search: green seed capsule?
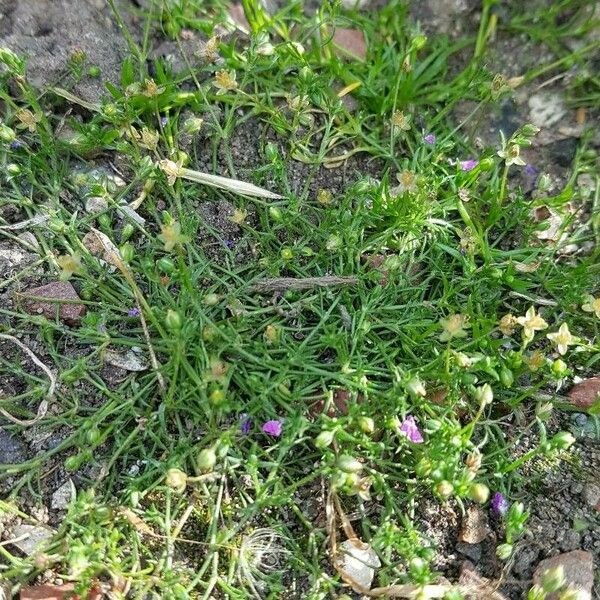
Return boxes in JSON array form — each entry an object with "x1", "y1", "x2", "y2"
[
  {"x1": 85, "y1": 426, "x2": 101, "y2": 445},
  {"x1": 65, "y1": 452, "x2": 89, "y2": 471},
  {"x1": 165, "y1": 309, "x2": 182, "y2": 331},
  {"x1": 120, "y1": 243, "x2": 134, "y2": 263},
  {"x1": 97, "y1": 213, "x2": 111, "y2": 229},
  {"x1": 269, "y1": 206, "x2": 283, "y2": 222},
  {"x1": 500, "y1": 367, "x2": 514, "y2": 388},
  {"x1": 157, "y1": 257, "x2": 176, "y2": 273},
  {"x1": 121, "y1": 223, "x2": 135, "y2": 242}
]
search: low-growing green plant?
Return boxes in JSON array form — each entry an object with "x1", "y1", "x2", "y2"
[{"x1": 0, "y1": 0, "x2": 598, "y2": 597}]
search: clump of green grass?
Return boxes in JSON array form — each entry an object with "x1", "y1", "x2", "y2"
[{"x1": 0, "y1": 0, "x2": 599, "y2": 597}]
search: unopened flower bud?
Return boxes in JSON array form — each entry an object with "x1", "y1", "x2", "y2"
[
  {"x1": 537, "y1": 173, "x2": 552, "y2": 192},
  {"x1": 338, "y1": 455, "x2": 363, "y2": 473},
  {"x1": 496, "y1": 543, "x2": 513, "y2": 560},
  {"x1": 468, "y1": 483, "x2": 490, "y2": 504},
  {"x1": 315, "y1": 429, "x2": 335, "y2": 449},
  {"x1": 197, "y1": 448, "x2": 217, "y2": 472},
  {"x1": 475, "y1": 383, "x2": 493, "y2": 406},
  {"x1": 182, "y1": 116, "x2": 204, "y2": 134},
  {"x1": 520, "y1": 123, "x2": 541, "y2": 138},
  {"x1": 357, "y1": 416, "x2": 375, "y2": 434},
  {"x1": 551, "y1": 358, "x2": 568, "y2": 377},
  {"x1": 281, "y1": 247, "x2": 293, "y2": 260},
  {"x1": 409, "y1": 557, "x2": 427, "y2": 577},
  {"x1": 203, "y1": 293, "x2": 220, "y2": 306},
  {"x1": 0, "y1": 124, "x2": 16, "y2": 142},
  {"x1": 165, "y1": 309, "x2": 182, "y2": 331},
  {"x1": 166, "y1": 468, "x2": 188, "y2": 493},
  {"x1": 499, "y1": 367, "x2": 514, "y2": 388},
  {"x1": 436, "y1": 480, "x2": 454, "y2": 498},
  {"x1": 412, "y1": 35, "x2": 427, "y2": 50},
  {"x1": 406, "y1": 376, "x2": 426, "y2": 398}
]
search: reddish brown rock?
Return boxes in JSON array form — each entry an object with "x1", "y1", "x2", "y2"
[
  {"x1": 333, "y1": 28, "x2": 367, "y2": 61},
  {"x1": 21, "y1": 281, "x2": 85, "y2": 325},
  {"x1": 20, "y1": 583, "x2": 102, "y2": 600},
  {"x1": 568, "y1": 377, "x2": 600, "y2": 409},
  {"x1": 533, "y1": 550, "x2": 594, "y2": 600}
]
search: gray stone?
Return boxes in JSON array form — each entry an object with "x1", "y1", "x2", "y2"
[
  {"x1": 0, "y1": 430, "x2": 27, "y2": 464},
  {"x1": 9, "y1": 524, "x2": 53, "y2": 555},
  {"x1": 456, "y1": 541, "x2": 482, "y2": 562},
  {"x1": 582, "y1": 483, "x2": 600, "y2": 509},
  {"x1": 51, "y1": 480, "x2": 74, "y2": 510},
  {"x1": 528, "y1": 92, "x2": 567, "y2": 128},
  {"x1": 533, "y1": 550, "x2": 594, "y2": 600},
  {"x1": 513, "y1": 545, "x2": 540, "y2": 577},
  {"x1": 0, "y1": 0, "x2": 129, "y2": 102}
]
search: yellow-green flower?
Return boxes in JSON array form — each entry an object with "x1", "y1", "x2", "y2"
[
  {"x1": 142, "y1": 78, "x2": 163, "y2": 97},
  {"x1": 516, "y1": 306, "x2": 548, "y2": 342},
  {"x1": 158, "y1": 221, "x2": 187, "y2": 251},
  {"x1": 16, "y1": 108, "x2": 41, "y2": 133},
  {"x1": 525, "y1": 350, "x2": 546, "y2": 372},
  {"x1": 498, "y1": 313, "x2": 518, "y2": 337},
  {"x1": 57, "y1": 253, "x2": 83, "y2": 280},
  {"x1": 546, "y1": 323, "x2": 578, "y2": 356},
  {"x1": 158, "y1": 159, "x2": 184, "y2": 186},
  {"x1": 439, "y1": 313, "x2": 470, "y2": 341},
  {"x1": 582, "y1": 295, "x2": 600, "y2": 318},
  {"x1": 214, "y1": 70, "x2": 238, "y2": 94},
  {"x1": 498, "y1": 144, "x2": 526, "y2": 167},
  {"x1": 391, "y1": 110, "x2": 411, "y2": 132},
  {"x1": 139, "y1": 127, "x2": 159, "y2": 151},
  {"x1": 395, "y1": 170, "x2": 418, "y2": 194}
]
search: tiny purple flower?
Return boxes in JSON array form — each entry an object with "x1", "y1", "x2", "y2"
[
  {"x1": 10, "y1": 140, "x2": 24, "y2": 150},
  {"x1": 223, "y1": 239, "x2": 235, "y2": 249},
  {"x1": 262, "y1": 419, "x2": 283, "y2": 437},
  {"x1": 160, "y1": 116, "x2": 168, "y2": 128},
  {"x1": 398, "y1": 416, "x2": 424, "y2": 444},
  {"x1": 127, "y1": 307, "x2": 141, "y2": 317},
  {"x1": 524, "y1": 163, "x2": 538, "y2": 178},
  {"x1": 240, "y1": 414, "x2": 252, "y2": 435},
  {"x1": 424, "y1": 133, "x2": 436, "y2": 145},
  {"x1": 460, "y1": 159, "x2": 479, "y2": 172},
  {"x1": 491, "y1": 492, "x2": 509, "y2": 516}
]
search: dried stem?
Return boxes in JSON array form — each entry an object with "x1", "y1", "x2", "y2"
[{"x1": 250, "y1": 276, "x2": 359, "y2": 293}]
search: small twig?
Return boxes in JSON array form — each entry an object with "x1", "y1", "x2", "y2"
[
  {"x1": 0, "y1": 334, "x2": 55, "y2": 426},
  {"x1": 249, "y1": 276, "x2": 359, "y2": 293}
]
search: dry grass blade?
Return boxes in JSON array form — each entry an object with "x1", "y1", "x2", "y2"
[
  {"x1": 179, "y1": 167, "x2": 282, "y2": 199},
  {"x1": 0, "y1": 334, "x2": 55, "y2": 426},
  {"x1": 50, "y1": 87, "x2": 101, "y2": 112}
]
